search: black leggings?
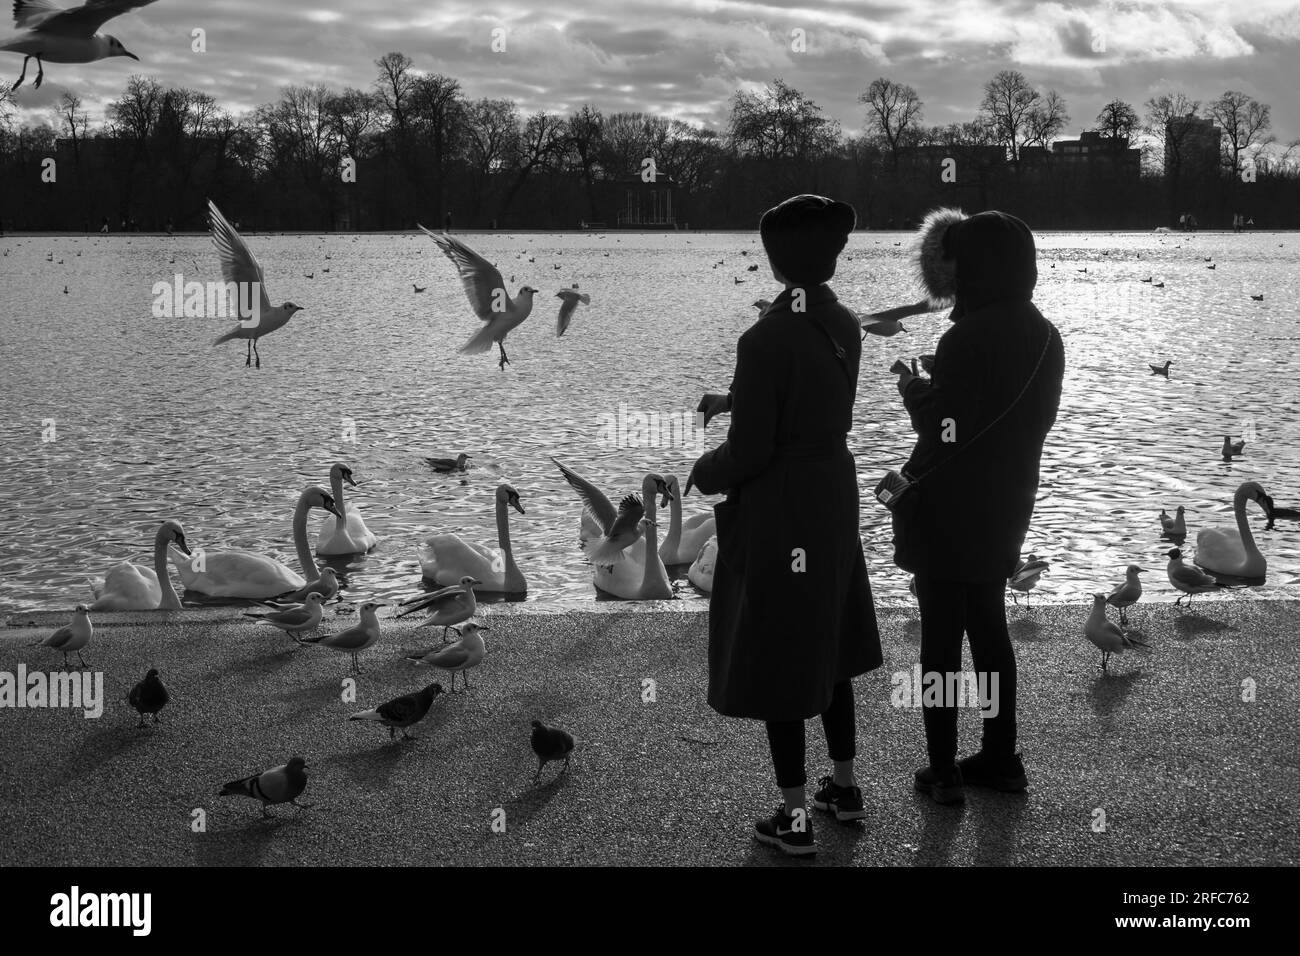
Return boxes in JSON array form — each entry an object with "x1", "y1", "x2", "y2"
[
  {"x1": 764, "y1": 680, "x2": 856, "y2": 789},
  {"x1": 913, "y1": 577, "x2": 1018, "y2": 769}
]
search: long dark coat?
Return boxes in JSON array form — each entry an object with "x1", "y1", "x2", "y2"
[
  {"x1": 892, "y1": 299, "x2": 1065, "y2": 580},
  {"x1": 691, "y1": 284, "x2": 882, "y2": 721}
]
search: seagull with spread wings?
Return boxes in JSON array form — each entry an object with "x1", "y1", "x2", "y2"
[
  {"x1": 419, "y1": 227, "x2": 536, "y2": 370},
  {"x1": 208, "y1": 199, "x2": 302, "y2": 368},
  {"x1": 553, "y1": 458, "x2": 671, "y2": 566},
  {"x1": 3, "y1": 0, "x2": 158, "y2": 91}
]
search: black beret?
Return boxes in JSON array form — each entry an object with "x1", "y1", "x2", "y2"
[{"x1": 759, "y1": 194, "x2": 856, "y2": 286}]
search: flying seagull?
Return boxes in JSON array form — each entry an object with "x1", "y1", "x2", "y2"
[
  {"x1": 3, "y1": 0, "x2": 159, "y2": 91},
  {"x1": 419, "y1": 227, "x2": 536, "y2": 370},
  {"x1": 208, "y1": 200, "x2": 302, "y2": 368},
  {"x1": 555, "y1": 287, "x2": 590, "y2": 337}
]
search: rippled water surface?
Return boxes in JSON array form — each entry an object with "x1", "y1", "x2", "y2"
[{"x1": 2, "y1": 229, "x2": 1298, "y2": 612}]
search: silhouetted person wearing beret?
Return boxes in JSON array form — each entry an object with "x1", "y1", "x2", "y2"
[
  {"x1": 892, "y1": 209, "x2": 1064, "y2": 805},
  {"x1": 690, "y1": 194, "x2": 882, "y2": 857}
]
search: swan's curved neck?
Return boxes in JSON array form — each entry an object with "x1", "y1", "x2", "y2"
[
  {"x1": 330, "y1": 470, "x2": 349, "y2": 520},
  {"x1": 292, "y1": 495, "x2": 320, "y2": 581},
  {"x1": 663, "y1": 478, "x2": 682, "y2": 555},
  {"x1": 496, "y1": 494, "x2": 518, "y2": 576},
  {"x1": 1234, "y1": 487, "x2": 1262, "y2": 558},
  {"x1": 154, "y1": 529, "x2": 180, "y2": 609},
  {"x1": 642, "y1": 491, "x2": 659, "y2": 590}
]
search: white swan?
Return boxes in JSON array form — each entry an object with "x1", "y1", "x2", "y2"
[
  {"x1": 89, "y1": 519, "x2": 190, "y2": 611},
  {"x1": 418, "y1": 483, "x2": 527, "y2": 593},
  {"x1": 170, "y1": 486, "x2": 340, "y2": 599},
  {"x1": 1194, "y1": 481, "x2": 1269, "y2": 578},
  {"x1": 315, "y1": 462, "x2": 378, "y2": 555},
  {"x1": 659, "y1": 475, "x2": 716, "y2": 565},
  {"x1": 591, "y1": 492, "x2": 673, "y2": 601},
  {"x1": 687, "y1": 535, "x2": 717, "y2": 593}
]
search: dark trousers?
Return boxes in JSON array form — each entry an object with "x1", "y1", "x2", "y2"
[
  {"x1": 913, "y1": 577, "x2": 1018, "y2": 769},
  {"x1": 764, "y1": 680, "x2": 856, "y2": 788}
]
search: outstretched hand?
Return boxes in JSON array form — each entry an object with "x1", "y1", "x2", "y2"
[
  {"x1": 892, "y1": 358, "x2": 919, "y2": 391},
  {"x1": 696, "y1": 392, "x2": 731, "y2": 428}
]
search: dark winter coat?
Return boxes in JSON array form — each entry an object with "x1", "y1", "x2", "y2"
[
  {"x1": 691, "y1": 284, "x2": 882, "y2": 721},
  {"x1": 892, "y1": 212, "x2": 1065, "y2": 581}
]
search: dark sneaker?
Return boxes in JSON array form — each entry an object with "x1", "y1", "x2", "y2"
[
  {"x1": 958, "y1": 751, "x2": 1028, "y2": 792},
  {"x1": 812, "y1": 775, "x2": 868, "y2": 822},
  {"x1": 914, "y1": 765, "x2": 965, "y2": 805},
  {"x1": 753, "y1": 806, "x2": 817, "y2": 857}
]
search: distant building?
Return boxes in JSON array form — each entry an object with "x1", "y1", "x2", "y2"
[
  {"x1": 612, "y1": 175, "x2": 678, "y2": 228},
  {"x1": 1050, "y1": 131, "x2": 1141, "y2": 177},
  {"x1": 1164, "y1": 114, "x2": 1222, "y2": 180}
]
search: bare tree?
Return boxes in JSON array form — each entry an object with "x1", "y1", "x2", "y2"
[
  {"x1": 1094, "y1": 99, "x2": 1138, "y2": 141},
  {"x1": 1211, "y1": 90, "x2": 1273, "y2": 177},
  {"x1": 979, "y1": 70, "x2": 1041, "y2": 161},
  {"x1": 1143, "y1": 92, "x2": 1200, "y2": 172},
  {"x1": 728, "y1": 78, "x2": 841, "y2": 163},
  {"x1": 859, "y1": 77, "x2": 923, "y2": 166},
  {"x1": 1025, "y1": 89, "x2": 1069, "y2": 148}
]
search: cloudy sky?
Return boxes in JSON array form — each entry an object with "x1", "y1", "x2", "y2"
[{"x1": 4, "y1": 0, "x2": 1299, "y2": 146}]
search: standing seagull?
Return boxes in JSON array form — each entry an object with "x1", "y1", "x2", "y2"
[
  {"x1": 1165, "y1": 548, "x2": 1224, "y2": 605},
  {"x1": 33, "y1": 604, "x2": 92, "y2": 667},
  {"x1": 299, "y1": 600, "x2": 388, "y2": 672},
  {"x1": 555, "y1": 287, "x2": 590, "y2": 337},
  {"x1": 419, "y1": 227, "x2": 536, "y2": 370},
  {"x1": 1085, "y1": 594, "x2": 1147, "y2": 672},
  {"x1": 404, "y1": 621, "x2": 488, "y2": 691},
  {"x1": 396, "y1": 575, "x2": 479, "y2": 643},
  {"x1": 208, "y1": 200, "x2": 303, "y2": 368},
  {"x1": 1105, "y1": 565, "x2": 1145, "y2": 626},
  {"x1": 243, "y1": 592, "x2": 325, "y2": 642},
  {"x1": 2, "y1": 0, "x2": 158, "y2": 91},
  {"x1": 1008, "y1": 554, "x2": 1049, "y2": 604}
]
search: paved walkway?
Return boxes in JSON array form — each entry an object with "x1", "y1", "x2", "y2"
[{"x1": 1, "y1": 601, "x2": 1296, "y2": 865}]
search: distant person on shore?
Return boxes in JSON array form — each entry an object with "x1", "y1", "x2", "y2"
[
  {"x1": 890, "y1": 209, "x2": 1064, "y2": 805},
  {"x1": 444, "y1": 211, "x2": 452, "y2": 233},
  {"x1": 100, "y1": 217, "x2": 109, "y2": 233},
  {"x1": 688, "y1": 194, "x2": 882, "y2": 857}
]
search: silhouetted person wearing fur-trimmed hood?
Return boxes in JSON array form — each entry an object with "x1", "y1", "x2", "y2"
[{"x1": 891, "y1": 208, "x2": 1065, "y2": 805}]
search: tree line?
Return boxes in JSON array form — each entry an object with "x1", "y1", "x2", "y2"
[{"x1": 1, "y1": 54, "x2": 1296, "y2": 231}]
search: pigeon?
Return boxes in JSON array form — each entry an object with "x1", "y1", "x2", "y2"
[
  {"x1": 404, "y1": 621, "x2": 488, "y2": 691},
  {"x1": 349, "y1": 682, "x2": 444, "y2": 740},
  {"x1": 208, "y1": 200, "x2": 303, "y2": 368},
  {"x1": 33, "y1": 604, "x2": 92, "y2": 668},
  {"x1": 1149, "y1": 360, "x2": 1172, "y2": 376},
  {"x1": 299, "y1": 600, "x2": 388, "y2": 672},
  {"x1": 555, "y1": 287, "x2": 590, "y2": 337},
  {"x1": 126, "y1": 667, "x2": 168, "y2": 727},
  {"x1": 397, "y1": 575, "x2": 479, "y2": 643},
  {"x1": 1105, "y1": 565, "x2": 1145, "y2": 626},
  {"x1": 530, "y1": 720, "x2": 576, "y2": 783},
  {"x1": 1008, "y1": 555, "x2": 1049, "y2": 604},
  {"x1": 218, "y1": 756, "x2": 311, "y2": 818},
  {"x1": 243, "y1": 592, "x2": 325, "y2": 641},
  {"x1": 420, "y1": 227, "x2": 536, "y2": 370},
  {"x1": 1222, "y1": 436, "x2": 1245, "y2": 461},
  {"x1": 1165, "y1": 548, "x2": 1224, "y2": 605},
  {"x1": 1159, "y1": 506, "x2": 1187, "y2": 539},
  {"x1": 2, "y1": 0, "x2": 159, "y2": 91},
  {"x1": 1085, "y1": 594, "x2": 1147, "y2": 672}
]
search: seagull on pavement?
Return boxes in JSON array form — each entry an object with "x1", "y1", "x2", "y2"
[
  {"x1": 1165, "y1": 548, "x2": 1224, "y2": 605},
  {"x1": 33, "y1": 604, "x2": 92, "y2": 667},
  {"x1": 1105, "y1": 565, "x2": 1145, "y2": 625},
  {"x1": 397, "y1": 575, "x2": 479, "y2": 643},
  {"x1": 1086, "y1": 593, "x2": 1147, "y2": 672},
  {"x1": 243, "y1": 592, "x2": 325, "y2": 642},
  {"x1": 299, "y1": 600, "x2": 387, "y2": 672},
  {"x1": 404, "y1": 621, "x2": 488, "y2": 691}
]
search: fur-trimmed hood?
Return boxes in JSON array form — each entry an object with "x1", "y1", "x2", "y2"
[{"x1": 913, "y1": 208, "x2": 1038, "y2": 313}]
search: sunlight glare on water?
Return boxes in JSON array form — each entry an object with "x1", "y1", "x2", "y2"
[{"x1": 0, "y1": 229, "x2": 1297, "y2": 612}]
